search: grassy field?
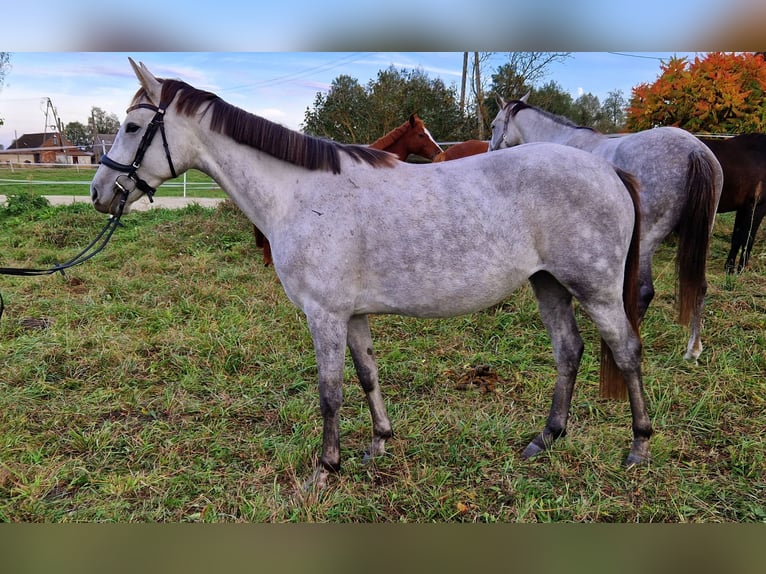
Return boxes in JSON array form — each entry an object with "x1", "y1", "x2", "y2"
[
  {"x1": 0, "y1": 193, "x2": 764, "y2": 523},
  {"x1": 0, "y1": 165, "x2": 225, "y2": 198}
]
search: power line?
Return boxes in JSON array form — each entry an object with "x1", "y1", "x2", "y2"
[
  {"x1": 607, "y1": 52, "x2": 674, "y2": 61},
  {"x1": 219, "y1": 52, "x2": 375, "y2": 92}
]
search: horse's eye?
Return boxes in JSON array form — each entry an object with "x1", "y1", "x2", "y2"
[{"x1": 125, "y1": 123, "x2": 141, "y2": 134}]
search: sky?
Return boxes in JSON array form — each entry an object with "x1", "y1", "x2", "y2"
[
  {"x1": 0, "y1": 52, "x2": 700, "y2": 149},
  {"x1": 2, "y1": 0, "x2": 766, "y2": 149}
]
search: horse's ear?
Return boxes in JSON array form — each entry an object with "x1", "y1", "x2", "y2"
[
  {"x1": 520, "y1": 92, "x2": 530, "y2": 103},
  {"x1": 495, "y1": 94, "x2": 507, "y2": 108},
  {"x1": 129, "y1": 57, "x2": 162, "y2": 104},
  {"x1": 409, "y1": 113, "x2": 417, "y2": 126}
]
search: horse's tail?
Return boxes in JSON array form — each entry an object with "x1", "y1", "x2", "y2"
[
  {"x1": 600, "y1": 168, "x2": 642, "y2": 400},
  {"x1": 675, "y1": 149, "x2": 719, "y2": 326}
]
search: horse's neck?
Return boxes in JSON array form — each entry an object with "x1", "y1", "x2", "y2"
[
  {"x1": 520, "y1": 110, "x2": 603, "y2": 150},
  {"x1": 194, "y1": 131, "x2": 292, "y2": 237},
  {"x1": 374, "y1": 136, "x2": 408, "y2": 161}
]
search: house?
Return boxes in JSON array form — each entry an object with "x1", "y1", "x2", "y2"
[{"x1": 1, "y1": 132, "x2": 91, "y2": 164}]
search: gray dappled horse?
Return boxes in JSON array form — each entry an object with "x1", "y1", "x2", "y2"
[
  {"x1": 91, "y1": 59, "x2": 651, "y2": 489},
  {"x1": 490, "y1": 95, "x2": 723, "y2": 362}
]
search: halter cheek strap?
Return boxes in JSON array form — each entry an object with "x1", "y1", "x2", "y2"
[{"x1": 99, "y1": 102, "x2": 178, "y2": 202}]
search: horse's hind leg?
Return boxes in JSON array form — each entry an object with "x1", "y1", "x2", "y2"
[
  {"x1": 523, "y1": 272, "x2": 584, "y2": 459},
  {"x1": 579, "y1": 298, "x2": 652, "y2": 465},
  {"x1": 347, "y1": 314, "x2": 393, "y2": 461}
]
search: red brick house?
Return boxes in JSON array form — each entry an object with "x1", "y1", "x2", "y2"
[{"x1": 2, "y1": 132, "x2": 91, "y2": 164}]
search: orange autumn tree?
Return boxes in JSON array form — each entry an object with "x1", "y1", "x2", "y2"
[{"x1": 627, "y1": 52, "x2": 766, "y2": 134}]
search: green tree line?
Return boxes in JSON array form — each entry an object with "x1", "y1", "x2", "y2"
[
  {"x1": 302, "y1": 52, "x2": 766, "y2": 144},
  {"x1": 302, "y1": 54, "x2": 629, "y2": 144}
]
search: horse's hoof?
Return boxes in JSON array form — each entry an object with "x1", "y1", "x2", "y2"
[
  {"x1": 521, "y1": 441, "x2": 545, "y2": 460},
  {"x1": 624, "y1": 443, "x2": 651, "y2": 467}
]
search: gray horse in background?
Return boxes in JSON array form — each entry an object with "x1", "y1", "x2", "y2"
[{"x1": 490, "y1": 95, "x2": 723, "y2": 362}]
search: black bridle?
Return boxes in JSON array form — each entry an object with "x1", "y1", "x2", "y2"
[
  {"x1": 0, "y1": 99, "x2": 178, "y2": 320},
  {"x1": 99, "y1": 101, "x2": 178, "y2": 202}
]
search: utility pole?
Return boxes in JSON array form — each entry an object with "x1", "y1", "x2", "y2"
[
  {"x1": 460, "y1": 52, "x2": 468, "y2": 114},
  {"x1": 43, "y1": 97, "x2": 68, "y2": 163},
  {"x1": 474, "y1": 52, "x2": 484, "y2": 140}
]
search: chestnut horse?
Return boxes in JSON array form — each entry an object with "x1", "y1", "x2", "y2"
[
  {"x1": 699, "y1": 134, "x2": 766, "y2": 273},
  {"x1": 255, "y1": 114, "x2": 443, "y2": 266},
  {"x1": 433, "y1": 139, "x2": 488, "y2": 162}
]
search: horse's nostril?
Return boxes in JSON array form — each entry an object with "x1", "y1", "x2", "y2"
[{"x1": 91, "y1": 186, "x2": 98, "y2": 202}]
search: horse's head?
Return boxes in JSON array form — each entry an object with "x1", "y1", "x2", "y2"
[
  {"x1": 489, "y1": 94, "x2": 528, "y2": 151},
  {"x1": 406, "y1": 113, "x2": 443, "y2": 161},
  {"x1": 91, "y1": 58, "x2": 185, "y2": 215}
]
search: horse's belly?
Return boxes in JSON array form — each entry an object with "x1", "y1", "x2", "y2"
[{"x1": 354, "y1": 267, "x2": 531, "y2": 318}]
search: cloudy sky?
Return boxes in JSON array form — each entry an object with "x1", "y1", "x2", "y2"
[{"x1": 0, "y1": 52, "x2": 698, "y2": 149}]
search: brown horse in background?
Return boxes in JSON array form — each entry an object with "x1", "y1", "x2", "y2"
[
  {"x1": 369, "y1": 113, "x2": 443, "y2": 161},
  {"x1": 699, "y1": 134, "x2": 766, "y2": 273},
  {"x1": 433, "y1": 139, "x2": 488, "y2": 162},
  {"x1": 254, "y1": 114, "x2": 443, "y2": 266}
]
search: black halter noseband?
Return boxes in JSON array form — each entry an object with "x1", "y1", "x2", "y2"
[{"x1": 99, "y1": 101, "x2": 178, "y2": 202}]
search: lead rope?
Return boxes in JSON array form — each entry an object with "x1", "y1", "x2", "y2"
[{"x1": 0, "y1": 189, "x2": 130, "y2": 321}]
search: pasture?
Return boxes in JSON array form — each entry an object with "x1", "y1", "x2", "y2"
[{"x1": 0, "y1": 197, "x2": 764, "y2": 522}]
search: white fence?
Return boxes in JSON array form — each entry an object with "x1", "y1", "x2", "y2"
[{"x1": 0, "y1": 162, "x2": 220, "y2": 197}]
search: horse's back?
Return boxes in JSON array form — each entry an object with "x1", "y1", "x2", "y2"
[
  {"x1": 433, "y1": 140, "x2": 489, "y2": 162},
  {"x1": 596, "y1": 127, "x2": 722, "y2": 224}
]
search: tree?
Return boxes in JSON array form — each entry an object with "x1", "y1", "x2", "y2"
[
  {"x1": 88, "y1": 106, "x2": 121, "y2": 135},
  {"x1": 571, "y1": 92, "x2": 602, "y2": 127},
  {"x1": 627, "y1": 52, "x2": 766, "y2": 133},
  {"x1": 485, "y1": 52, "x2": 571, "y2": 132},
  {"x1": 0, "y1": 52, "x2": 10, "y2": 127},
  {"x1": 598, "y1": 89, "x2": 627, "y2": 133},
  {"x1": 529, "y1": 80, "x2": 574, "y2": 117},
  {"x1": 303, "y1": 66, "x2": 468, "y2": 144},
  {"x1": 65, "y1": 121, "x2": 90, "y2": 147},
  {"x1": 302, "y1": 75, "x2": 370, "y2": 142}
]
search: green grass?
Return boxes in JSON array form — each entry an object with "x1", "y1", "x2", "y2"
[
  {"x1": 0, "y1": 165, "x2": 225, "y2": 198},
  {"x1": 0, "y1": 198, "x2": 764, "y2": 522}
]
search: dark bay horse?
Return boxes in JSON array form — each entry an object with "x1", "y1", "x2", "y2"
[
  {"x1": 699, "y1": 134, "x2": 766, "y2": 273},
  {"x1": 490, "y1": 95, "x2": 723, "y2": 362},
  {"x1": 91, "y1": 59, "x2": 651, "y2": 489},
  {"x1": 254, "y1": 114, "x2": 443, "y2": 266},
  {"x1": 433, "y1": 139, "x2": 489, "y2": 162}
]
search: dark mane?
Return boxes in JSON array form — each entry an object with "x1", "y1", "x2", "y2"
[
  {"x1": 134, "y1": 79, "x2": 397, "y2": 174},
  {"x1": 508, "y1": 99, "x2": 598, "y2": 134}
]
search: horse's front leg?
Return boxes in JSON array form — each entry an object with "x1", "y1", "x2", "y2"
[
  {"x1": 303, "y1": 310, "x2": 348, "y2": 490},
  {"x1": 739, "y1": 201, "x2": 766, "y2": 272},
  {"x1": 347, "y1": 315, "x2": 392, "y2": 461},
  {"x1": 726, "y1": 207, "x2": 751, "y2": 274},
  {"x1": 523, "y1": 273, "x2": 584, "y2": 459}
]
